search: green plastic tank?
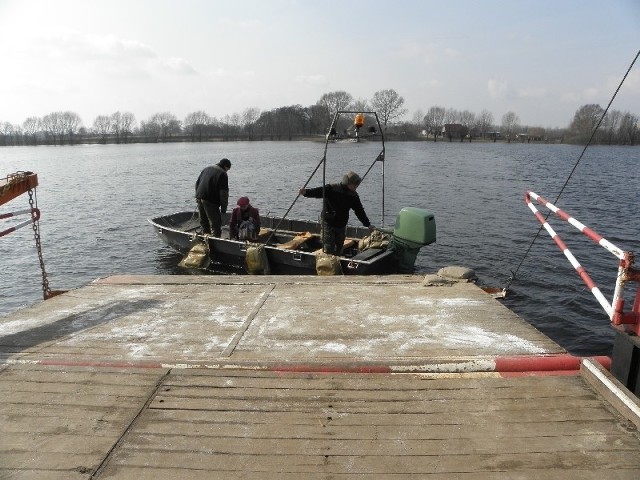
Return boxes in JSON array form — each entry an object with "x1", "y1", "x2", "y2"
[{"x1": 392, "y1": 207, "x2": 436, "y2": 247}]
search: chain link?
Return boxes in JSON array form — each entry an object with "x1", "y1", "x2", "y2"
[
  {"x1": 27, "y1": 188, "x2": 53, "y2": 299},
  {"x1": 2, "y1": 171, "x2": 59, "y2": 299}
]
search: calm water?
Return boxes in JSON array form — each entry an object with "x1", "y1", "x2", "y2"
[{"x1": 1, "y1": 141, "x2": 638, "y2": 356}]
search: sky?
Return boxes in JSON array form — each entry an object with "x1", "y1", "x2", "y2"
[{"x1": 0, "y1": 0, "x2": 639, "y2": 129}]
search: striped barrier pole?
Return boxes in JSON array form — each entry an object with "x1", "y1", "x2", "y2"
[
  {"x1": 4, "y1": 354, "x2": 612, "y2": 376},
  {"x1": 525, "y1": 191, "x2": 637, "y2": 331},
  {"x1": 0, "y1": 207, "x2": 40, "y2": 237}
]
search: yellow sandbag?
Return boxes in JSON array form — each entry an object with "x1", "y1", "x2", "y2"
[
  {"x1": 178, "y1": 241, "x2": 210, "y2": 269},
  {"x1": 245, "y1": 244, "x2": 271, "y2": 275},
  {"x1": 277, "y1": 231, "x2": 313, "y2": 250},
  {"x1": 315, "y1": 251, "x2": 342, "y2": 276},
  {"x1": 358, "y1": 231, "x2": 390, "y2": 251}
]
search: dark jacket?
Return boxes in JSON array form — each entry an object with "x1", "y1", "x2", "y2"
[
  {"x1": 229, "y1": 205, "x2": 261, "y2": 239},
  {"x1": 303, "y1": 183, "x2": 370, "y2": 228},
  {"x1": 195, "y1": 165, "x2": 229, "y2": 211}
]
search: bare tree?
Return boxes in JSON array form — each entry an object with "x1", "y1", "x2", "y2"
[
  {"x1": 353, "y1": 98, "x2": 370, "y2": 113},
  {"x1": 601, "y1": 109, "x2": 622, "y2": 145},
  {"x1": 120, "y1": 112, "x2": 136, "y2": 143},
  {"x1": 22, "y1": 117, "x2": 40, "y2": 145},
  {"x1": 501, "y1": 111, "x2": 520, "y2": 143},
  {"x1": 184, "y1": 110, "x2": 211, "y2": 141},
  {"x1": 41, "y1": 112, "x2": 63, "y2": 145},
  {"x1": 93, "y1": 115, "x2": 112, "y2": 144},
  {"x1": 476, "y1": 109, "x2": 494, "y2": 139},
  {"x1": 444, "y1": 108, "x2": 458, "y2": 124},
  {"x1": 619, "y1": 111, "x2": 639, "y2": 145},
  {"x1": 424, "y1": 106, "x2": 445, "y2": 141},
  {"x1": 317, "y1": 91, "x2": 354, "y2": 127},
  {"x1": 459, "y1": 110, "x2": 476, "y2": 141},
  {"x1": 242, "y1": 107, "x2": 260, "y2": 139},
  {"x1": 110, "y1": 112, "x2": 123, "y2": 143},
  {"x1": 149, "y1": 112, "x2": 181, "y2": 142},
  {"x1": 568, "y1": 104, "x2": 603, "y2": 144},
  {"x1": 0, "y1": 122, "x2": 13, "y2": 146},
  {"x1": 370, "y1": 89, "x2": 407, "y2": 128}
]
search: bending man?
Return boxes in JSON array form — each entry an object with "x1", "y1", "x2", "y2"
[
  {"x1": 299, "y1": 171, "x2": 375, "y2": 255},
  {"x1": 195, "y1": 158, "x2": 231, "y2": 237}
]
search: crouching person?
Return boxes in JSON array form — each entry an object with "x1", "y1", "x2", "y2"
[{"x1": 230, "y1": 196, "x2": 261, "y2": 241}]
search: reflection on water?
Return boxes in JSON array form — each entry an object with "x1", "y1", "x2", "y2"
[{"x1": 1, "y1": 141, "x2": 638, "y2": 356}]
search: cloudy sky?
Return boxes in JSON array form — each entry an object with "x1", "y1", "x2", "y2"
[{"x1": 1, "y1": 0, "x2": 639, "y2": 129}]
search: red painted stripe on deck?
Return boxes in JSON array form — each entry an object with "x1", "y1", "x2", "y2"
[{"x1": 494, "y1": 355, "x2": 611, "y2": 372}]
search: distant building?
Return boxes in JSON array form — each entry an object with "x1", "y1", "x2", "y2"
[{"x1": 442, "y1": 123, "x2": 462, "y2": 136}]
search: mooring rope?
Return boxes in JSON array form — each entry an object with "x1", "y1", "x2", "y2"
[{"x1": 504, "y1": 48, "x2": 640, "y2": 293}]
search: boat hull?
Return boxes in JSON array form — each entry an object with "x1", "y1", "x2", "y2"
[{"x1": 149, "y1": 211, "x2": 399, "y2": 275}]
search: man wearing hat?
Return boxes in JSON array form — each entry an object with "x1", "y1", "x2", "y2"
[
  {"x1": 195, "y1": 158, "x2": 231, "y2": 237},
  {"x1": 299, "y1": 171, "x2": 375, "y2": 255},
  {"x1": 229, "y1": 196, "x2": 261, "y2": 240}
]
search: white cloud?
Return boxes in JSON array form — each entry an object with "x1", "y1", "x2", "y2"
[
  {"x1": 560, "y1": 92, "x2": 580, "y2": 103},
  {"x1": 488, "y1": 79, "x2": 508, "y2": 99},
  {"x1": 41, "y1": 30, "x2": 156, "y2": 62},
  {"x1": 157, "y1": 57, "x2": 199, "y2": 75},
  {"x1": 294, "y1": 75, "x2": 328, "y2": 86},
  {"x1": 583, "y1": 87, "x2": 600, "y2": 100},
  {"x1": 397, "y1": 42, "x2": 460, "y2": 66},
  {"x1": 517, "y1": 87, "x2": 547, "y2": 99}
]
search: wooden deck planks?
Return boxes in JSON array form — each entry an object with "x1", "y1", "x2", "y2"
[
  {"x1": 1, "y1": 276, "x2": 639, "y2": 478},
  {"x1": 0, "y1": 365, "x2": 168, "y2": 478},
  {"x1": 97, "y1": 369, "x2": 640, "y2": 478}
]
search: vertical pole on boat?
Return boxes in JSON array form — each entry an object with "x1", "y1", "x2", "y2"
[{"x1": 376, "y1": 112, "x2": 386, "y2": 227}]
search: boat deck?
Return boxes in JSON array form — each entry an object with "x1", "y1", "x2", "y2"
[{"x1": 2, "y1": 275, "x2": 640, "y2": 478}]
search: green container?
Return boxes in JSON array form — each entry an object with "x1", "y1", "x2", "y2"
[{"x1": 392, "y1": 207, "x2": 436, "y2": 247}]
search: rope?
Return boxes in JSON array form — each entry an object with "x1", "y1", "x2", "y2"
[
  {"x1": 504, "y1": 48, "x2": 640, "y2": 292},
  {"x1": 263, "y1": 154, "x2": 326, "y2": 245}
]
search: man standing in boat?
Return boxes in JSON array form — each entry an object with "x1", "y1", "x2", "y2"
[
  {"x1": 299, "y1": 171, "x2": 375, "y2": 255},
  {"x1": 195, "y1": 158, "x2": 231, "y2": 237}
]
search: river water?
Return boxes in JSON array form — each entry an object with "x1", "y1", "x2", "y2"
[{"x1": 1, "y1": 141, "x2": 638, "y2": 356}]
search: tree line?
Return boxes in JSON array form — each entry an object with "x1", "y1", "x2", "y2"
[{"x1": 1, "y1": 89, "x2": 637, "y2": 146}]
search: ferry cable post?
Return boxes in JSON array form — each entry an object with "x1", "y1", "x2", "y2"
[
  {"x1": 0, "y1": 171, "x2": 66, "y2": 300},
  {"x1": 265, "y1": 111, "x2": 386, "y2": 249},
  {"x1": 524, "y1": 191, "x2": 640, "y2": 393},
  {"x1": 504, "y1": 48, "x2": 640, "y2": 295}
]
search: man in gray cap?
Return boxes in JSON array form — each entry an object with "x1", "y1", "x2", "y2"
[
  {"x1": 299, "y1": 170, "x2": 375, "y2": 255},
  {"x1": 195, "y1": 158, "x2": 231, "y2": 237}
]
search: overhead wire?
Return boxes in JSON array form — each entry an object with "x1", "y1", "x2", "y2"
[{"x1": 503, "y1": 48, "x2": 640, "y2": 293}]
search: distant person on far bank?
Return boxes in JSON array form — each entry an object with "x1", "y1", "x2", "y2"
[
  {"x1": 195, "y1": 158, "x2": 231, "y2": 237},
  {"x1": 229, "y1": 196, "x2": 261, "y2": 240},
  {"x1": 299, "y1": 170, "x2": 375, "y2": 255}
]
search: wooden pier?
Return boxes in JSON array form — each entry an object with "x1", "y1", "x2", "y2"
[{"x1": 1, "y1": 275, "x2": 640, "y2": 478}]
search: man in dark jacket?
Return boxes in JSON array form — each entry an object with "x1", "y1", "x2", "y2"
[
  {"x1": 299, "y1": 170, "x2": 375, "y2": 254},
  {"x1": 195, "y1": 158, "x2": 231, "y2": 237}
]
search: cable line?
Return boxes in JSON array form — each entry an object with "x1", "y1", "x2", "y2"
[{"x1": 504, "y1": 48, "x2": 640, "y2": 293}]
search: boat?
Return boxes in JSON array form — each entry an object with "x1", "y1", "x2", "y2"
[
  {"x1": 149, "y1": 111, "x2": 436, "y2": 275},
  {"x1": 149, "y1": 207, "x2": 435, "y2": 275}
]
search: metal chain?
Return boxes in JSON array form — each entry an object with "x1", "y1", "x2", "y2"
[{"x1": 27, "y1": 188, "x2": 52, "y2": 299}]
